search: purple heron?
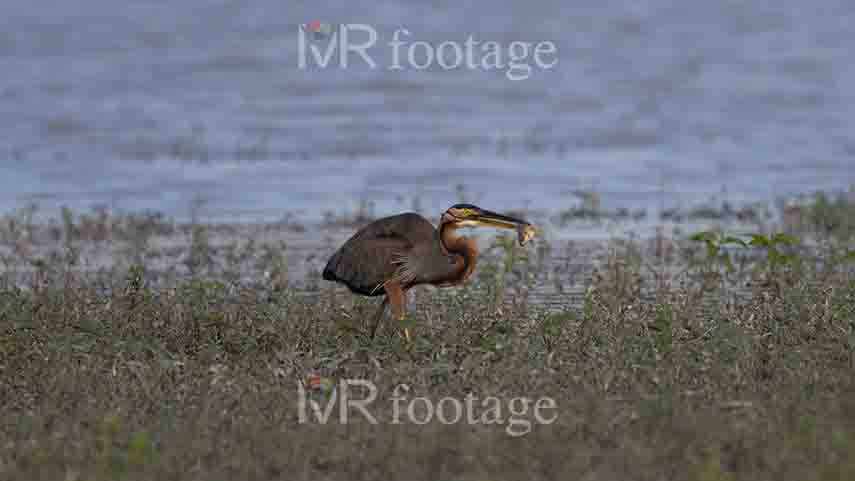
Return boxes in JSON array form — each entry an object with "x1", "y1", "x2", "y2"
[{"x1": 322, "y1": 204, "x2": 536, "y2": 339}]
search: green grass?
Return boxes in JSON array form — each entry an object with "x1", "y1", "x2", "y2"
[{"x1": 1, "y1": 202, "x2": 855, "y2": 480}]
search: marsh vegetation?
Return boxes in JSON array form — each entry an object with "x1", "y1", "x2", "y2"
[{"x1": 1, "y1": 194, "x2": 854, "y2": 480}]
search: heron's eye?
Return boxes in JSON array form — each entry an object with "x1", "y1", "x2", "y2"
[{"x1": 458, "y1": 208, "x2": 477, "y2": 218}]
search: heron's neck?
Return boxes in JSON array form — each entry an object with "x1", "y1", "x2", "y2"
[{"x1": 440, "y1": 222, "x2": 478, "y2": 281}]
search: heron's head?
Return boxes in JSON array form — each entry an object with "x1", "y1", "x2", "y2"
[{"x1": 441, "y1": 204, "x2": 537, "y2": 246}]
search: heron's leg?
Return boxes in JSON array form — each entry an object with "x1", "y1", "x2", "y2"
[
  {"x1": 383, "y1": 280, "x2": 410, "y2": 341},
  {"x1": 384, "y1": 280, "x2": 406, "y2": 319},
  {"x1": 369, "y1": 298, "x2": 388, "y2": 339}
]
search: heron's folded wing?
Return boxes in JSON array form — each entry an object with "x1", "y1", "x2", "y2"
[
  {"x1": 324, "y1": 236, "x2": 411, "y2": 295},
  {"x1": 324, "y1": 213, "x2": 444, "y2": 294},
  {"x1": 350, "y1": 213, "x2": 439, "y2": 247}
]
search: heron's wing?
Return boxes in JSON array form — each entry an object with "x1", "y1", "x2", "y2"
[
  {"x1": 353, "y1": 213, "x2": 457, "y2": 286},
  {"x1": 323, "y1": 213, "x2": 442, "y2": 295},
  {"x1": 323, "y1": 236, "x2": 412, "y2": 295},
  {"x1": 348, "y1": 212, "x2": 439, "y2": 246}
]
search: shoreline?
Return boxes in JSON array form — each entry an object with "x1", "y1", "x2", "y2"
[{"x1": 1, "y1": 191, "x2": 851, "y2": 313}]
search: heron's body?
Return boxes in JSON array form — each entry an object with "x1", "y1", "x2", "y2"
[
  {"x1": 322, "y1": 204, "x2": 534, "y2": 338},
  {"x1": 323, "y1": 212, "x2": 477, "y2": 294}
]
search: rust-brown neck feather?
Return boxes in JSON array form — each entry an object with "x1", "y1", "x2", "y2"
[{"x1": 436, "y1": 221, "x2": 479, "y2": 286}]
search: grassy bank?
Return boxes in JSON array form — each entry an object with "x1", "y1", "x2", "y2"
[{"x1": 1, "y1": 195, "x2": 855, "y2": 480}]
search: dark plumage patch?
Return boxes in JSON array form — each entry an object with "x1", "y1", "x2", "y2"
[{"x1": 322, "y1": 213, "x2": 441, "y2": 296}]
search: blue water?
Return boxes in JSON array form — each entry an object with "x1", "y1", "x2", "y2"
[{"x1": 1, "y1": 0, "x2": 853, "y2": 222}]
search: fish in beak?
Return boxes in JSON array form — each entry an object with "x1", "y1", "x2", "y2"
[
  {"x1": 474, "y1": 209, "x2": 537, "y2": 246},
  {"x1": 517, "y1": 223, "x2": 537, "y2": 246}
]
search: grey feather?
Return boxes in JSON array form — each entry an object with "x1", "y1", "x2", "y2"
[{"x1": 323, "y1": 212, "x2": 456, "y2": 295}]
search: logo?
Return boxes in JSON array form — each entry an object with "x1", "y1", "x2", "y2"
[
  {"x1": 296, "y1": 377, "x2": 558, "y2": 437},
  {"x1": 296, "y1": 23, "x2": 559, "y2": 81},
  {"x1": 302, "y1": 21, "x2": 335, "y2": 40}
]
